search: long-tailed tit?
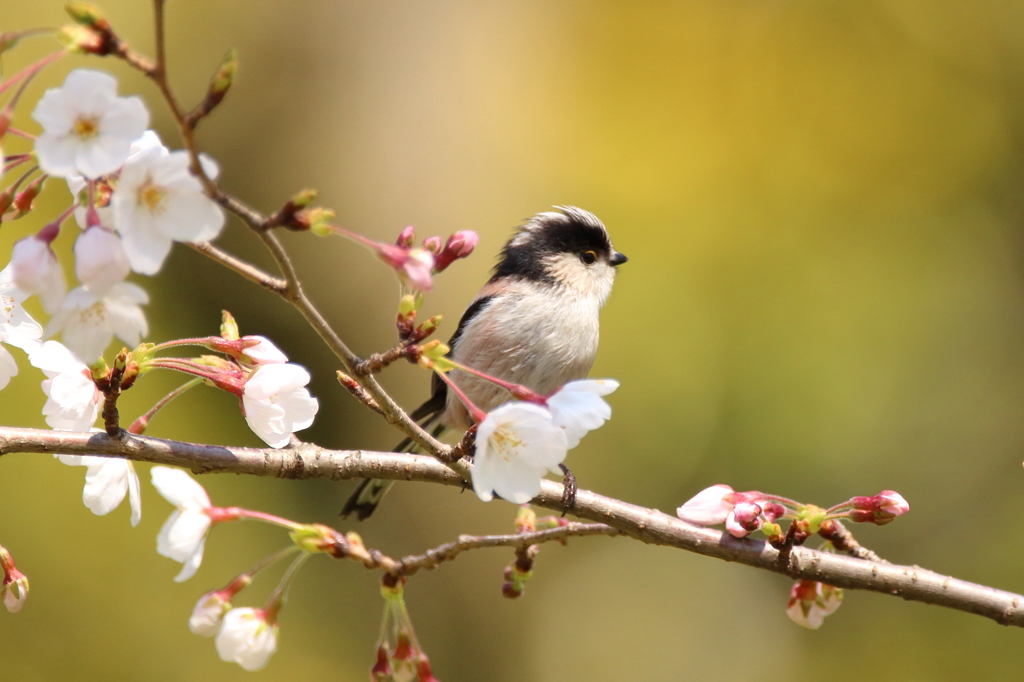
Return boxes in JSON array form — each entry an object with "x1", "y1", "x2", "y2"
[{"x1": 342, "y1": 206, "x2": 627, "y2": 520}]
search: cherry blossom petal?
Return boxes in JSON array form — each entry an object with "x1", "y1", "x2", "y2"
[
  {"x1": 216, "y1": 608, "x2": 278, "y2": 671},
  {"x1": 547, "y1": 379, "x2": 618, "y2": 449}
]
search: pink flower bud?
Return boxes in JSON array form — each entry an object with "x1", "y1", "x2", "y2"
[
  {"x1": 786, "y1": 580, "x2": 843, "y2": 629},
  {"x1": 370, "y1": 645, "x2": 393, "y2": 680},
  {"x1": 676, "y1": 484, "x2": 735, "y2": 526},
  {"x1": 10, "y1": 232, "x2": 65, "y2": 313},
  {"x1": 376, "y1": 244, "x2": 435, "y2": 292},
  {"x1": 850, "y1": 490, "x2": 909, "y2": 525},
  {"x1": 416, "y1": 656, "x2": 441, "y2": 682},
  {"x1": 761, "y1": 502, "x2": 786, "y2": 523},
  {"x1": 726, "y1": 502, "x2": 762, "y2": 538},
  {"x1": 74, "y1": 226, "x2": 130, "y2": 295},
  {"x1": 877, "y1": 490, "x2": 909, "y2": 516},
  {"x1": 422, "y1": 235, "x2": 442, "y2": 254},
  {"x1": 1, "y1": 548, "x2": 28, "y2": 614},
  {"x1": 189, "y1": 589, "x2": 233, "y2": 636},
  {"x1": 395, "y1": 225, "x2": 416, "y2": 248},
  {"x1": 393, "y1": 630, "x2": 414, "y2": 661},
  {"x1": 433, "y1": 229, "x2": 480, "y2": 272}
]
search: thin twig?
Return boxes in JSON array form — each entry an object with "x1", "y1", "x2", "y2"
[
  {"x1": 819, "y1": 519, "x2": 887, "y2": 563},
  {"x1": 2, "y1": 425, "x2": 1023, "y2": 628},
  {"x1": 394, "y1": 523, "x2": 618, "y2": 577},
  {"x1": 187, "y1": 242, "x2": 287, "y2": 293}
]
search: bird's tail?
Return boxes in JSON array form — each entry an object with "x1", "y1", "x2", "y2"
[{"x1": 340, "y1": 419, "x2": 445, "y2": 521}]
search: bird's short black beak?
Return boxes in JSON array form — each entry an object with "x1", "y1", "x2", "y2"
[{"x1": 610, "y1": 251, "x2": 628, "y2": 267}]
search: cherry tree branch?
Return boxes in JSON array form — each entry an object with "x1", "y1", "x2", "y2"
[
  {"x1": 2, "y1": 425, "x2": 1023, "y2": 628},
  {"x1": 187, "y1": 242, "x2": 287, "y2": 294},
  {"x1": 110, "y1": 7, "x2": 452, "y2": 463}
]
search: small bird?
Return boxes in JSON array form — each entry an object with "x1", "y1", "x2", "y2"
[{"x1": 342, "y1": 206, "x2": 627, "y2": 520}]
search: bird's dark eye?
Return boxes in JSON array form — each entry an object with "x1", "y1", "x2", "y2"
[{"x1": 580, "y1": 250, "x2": 597, "y2": 265}]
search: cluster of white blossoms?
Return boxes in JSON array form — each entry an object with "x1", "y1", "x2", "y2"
[
  {"x1": 472, "y1": 379, "x2": 619, "y2": 504},
  {"x1": 8, "y1": 69, "x2": 226, "y2": 364},
  {"x1": 0, "y1": 68, "x2": 320, "y2": 529}
]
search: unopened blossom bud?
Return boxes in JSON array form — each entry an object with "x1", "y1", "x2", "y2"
[
  {"x1": 220, "y1": 310, "x2": 240, "y2": 340},
  {"x1": 74, "y1": 227, "x2": 130, "y2": 295},
  {"x1": 416, "y1": 656, "x2": 441, "y2": 682},
  {"x1": 786, "y1": 580, "x2": 843, "y2": 630},
  {"x1": 12, "y1": 175, "x2": 46, "y2": 218},
  {"x1": 398, "y1": 294, "x2": 421, "y2": 317},
  {"x1": 289, "y1": 523, "x2": 340, "y2": 554},
  {"x1": 208, "y1": 49, "x2": 237, "y2": 101},
  {"x1": 289, "y1": 188, "x2": 317, "y2": 210},
  {"x1": 1, "y1": 547, "x2": 29, "y2": 614},
  {"x1": 762, "y1": 522, "x2": 784, "y2": 544},
  {"x1": 393, "y1": 630, "x2": 414, "y2": 662},
  {"x1": 190, "y1": 589, "x2": 236, "y2": 637},
  {"x1": 422, "y1": 235, "x2": 442, "y2": 254},
  {"x1": 416, "y1": 340, "x2": 453, "y2": 371},
  {"x1": 377, "y1": 244, "x2": 435, "y2": 292},
  {"x1": 58, "y1": 24, "x2": 108, "y2": 55},
  {"x1": 515, "y1": 505, "x2": 537, "y2": 533},
  {"x1": 370, "y1": 645, "x2": 393, "y2": 681},
  {"x1": 396, "y1": 225, "x2": 416, "y2": 248},
  {"x1": 11, "y1": 231, "x2": 65, "y2": 313},
  {"x1": 502, "y1": 567, "x2": 523, "y2": 600},
  {"x1": 676, "y1": 484, "x2": 735, "y2": 526},
  {"x1": 415, "y1": 315, "x2": 442, "y2": 338},
  {"x1": 65, "y1": 2, "x2": 110, "y2": 30},
  {"x1": 758, "y1": 502, "x2": 783, "y2": 523},
  {"x1": 849, "y1": 490, "x2": 910, "y2": 525},
  {"x1": 294, "y1": 205, "x2": 333, "y2": 235},
  {"x1": 726, "y1": 502, "x2": 762, "y2": 538},
  {"x1": 434, "y1": 230, "x2": 480, "y2": 272}
]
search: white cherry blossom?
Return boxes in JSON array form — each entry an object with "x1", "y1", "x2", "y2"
[
  {"x1": 241, "y1": 363, "x2": 319, "y2": 448},
  {"x1": 68, "y1": 130, "x2": 168, "y2": 229},
  {"x1": 28, "y1": 340, "x2": 101, "y2": 430},
  {"x1": 472, "y1": 402, "x2": 568, "y2": 504},
  {"x1": 151, "y1": 466, "x2": 213, "y2": 582},
  {"x1": 9, "y1": 233, "x2": 65, "y2": 313},
  {"x1": 0, "y1": 268, "x2": 44, "y2": 390},
  {"x1": 57, "y1": 450, "x2": 141, "y2": 526},
  {"x1": 215, "y1": 607, "x2": 278, "y2": 671},
  {"x1": 32, "y1": 69, "x2": 149, "y2": 179},
  {"x1": 239, "y1": 335, "x2": 288, "y2": 366},
  {"x1": 0, "y1": 347, "x2": 16, "y2": 391},
  {"x1": 112, "y1": 147, "x2": 225, "y2": 274},
  {"x1": 546, "y1": 378, "x2": 618, "y2": 449},
  {"x1": 45, "y1": 282, "x2": 148, "y2": 363},
  {"x1": 74, "y1": 227, "x2": 130, "y2": 295}
]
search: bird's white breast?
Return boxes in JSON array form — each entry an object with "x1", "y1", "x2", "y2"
[{"x1": 442, "y1": 280, "x2": 604, "y2": 430}]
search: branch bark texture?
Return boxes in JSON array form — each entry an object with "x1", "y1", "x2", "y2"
[{"x1": 2, "y1": 425, "x2": 1022, "y2": 628}]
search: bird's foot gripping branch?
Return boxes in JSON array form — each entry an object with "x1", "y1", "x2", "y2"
[{"x1": 0, "y1": 2, "x2": 1021, "y2": 679}]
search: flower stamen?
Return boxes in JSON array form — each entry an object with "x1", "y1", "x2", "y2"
[{"x1": 72, "y1": 114, "x2": 100, "y2": 140}]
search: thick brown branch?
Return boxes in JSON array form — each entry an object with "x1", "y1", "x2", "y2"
[{"x1": 2, "y1": 425, "x2": 1023, "y2": 628}]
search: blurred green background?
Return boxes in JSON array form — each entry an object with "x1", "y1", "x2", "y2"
[{"x1": 3, "y1": 0, "x2": 1024, "y2": 679}]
